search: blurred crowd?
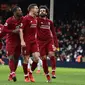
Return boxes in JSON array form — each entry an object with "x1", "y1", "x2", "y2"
[
  {"x1": 0, "y1": 4, "x2": 17, "y2": 24},
  {"x1": 55, "y1": 20, "x2": 85, "y2": 62}
]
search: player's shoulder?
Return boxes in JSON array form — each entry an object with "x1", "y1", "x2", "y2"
[
  {"x1": 21, "y1": 15, "x2": 25, "y2": 20},
  {"x1": 24, "y1": 14, "x2": 30, "y2": 18},
  {"x1": 4, "y1": 16, "x2": 13, "y2": 26},
  {"x1": 21, "y1": 16, "x2": 27, "y2": 23},
  {"x1": 24, "y1": 15, "x2": 32, "y2": 23},
  {"x1": 23, "y1": 15, "x2": 29, "y2": 21},
  {"x1": 48, "y1": 19, "x2": 54, "y2": 25},
  {"x1": 6, "y1": 16, "x2": 13, "y2": 23},
  {"x1": 47, "y1": 18, "x2": 53, "y2": 23},
  {"x1": 23, "y1": 15, "x2": 27, "y2": 19}
]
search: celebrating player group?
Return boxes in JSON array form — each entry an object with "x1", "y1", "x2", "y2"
[{"x1": 0, "y1": 4, "x2": 59, "y2": 82}]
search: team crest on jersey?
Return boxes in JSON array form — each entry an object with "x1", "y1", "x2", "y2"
[
  {"x1": 30, "y1": 21, "x2": 32, "y2": 23},
  {"x1": 41, "y1": 22, "x2": 43, "y2": 24},
  {"x1": 48, "y1": 22, "x2": 50, "y2": 25}
]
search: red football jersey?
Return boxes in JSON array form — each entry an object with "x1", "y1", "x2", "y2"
[
  {"x1": 37, "y1": 17, "x2": 58, "y2": 47},
  {"x1": 3, "y1": 16, "x2": 23, "y2": 44},
  {"x1": 21, "y1": 15, "x2": 37, "y2": 42}
]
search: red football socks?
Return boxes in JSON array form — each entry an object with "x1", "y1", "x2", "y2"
[
  {"x1": 50, "y1": 56, "x2": 56, "y2": 70},
  {"x1": 42, "y1": 59, "x2": 49, "y2": 74},
  {"x1": 22, "y1": 63, "x2": 28, "y2": 75},
  {"x1": 14, "y1": 62, "x2": 18, "y2": 72},
  {"x1": 9, "y1": 59, "x2": 15, "y2": 73},
  {"x1": 14, "y1": 54, "x2": 19, "y2": 72}
]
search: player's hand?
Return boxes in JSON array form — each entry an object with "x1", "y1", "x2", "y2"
[
  {"x1": 1, "y1": 61, "x2": 5, "y2": 65},
  {"x1": 53, "y1": 46, "x2": 57, "y2": 51},
  {"x1": 56, "y1": 47, "x2": 60, "y2": 51},
  {"x1": 0, "y1": 59, "x2": 5, "y2": 65},
  {"x1": 53, "y1": 46, "x2": 60, "y2": 52},
  {"x1": 21, "y1": 41, "x2": 26, "y2": 47},
  {"x1": 12, "y1": 29, "x2": 19, "y2": 33}
]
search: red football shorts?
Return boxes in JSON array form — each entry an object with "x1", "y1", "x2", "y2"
[
  {"x1": 6, "y1": 43, "x2": 21, "y2": 57},
  {"x1": 22, "y1": 40, "x2": 39, "y2": 56},
  {"x1": 39, "y1": 39, "x2": 55, "y2": 56}
]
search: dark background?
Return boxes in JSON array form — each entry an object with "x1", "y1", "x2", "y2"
[{"x1": 0, "y1": 0, "x2": 85, "y2": 21}]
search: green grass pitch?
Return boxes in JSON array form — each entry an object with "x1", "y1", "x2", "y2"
[{"x1": 0, "y1": 65, "x2": 85, "y2": 85}]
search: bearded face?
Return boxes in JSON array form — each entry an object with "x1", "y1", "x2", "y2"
[{"x1": 39, "y1": 8, "x2": 47, "y2": 17}]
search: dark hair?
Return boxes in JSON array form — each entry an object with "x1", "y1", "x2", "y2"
[
  {"x1": 12, "y1": 6, "x2": 20, "y2": 13},
  {"x1": 39, "y1": 5, "x2": 49, "y2": 15},
  {"x1": 27, "y1": 4, "x2": 37, "y2": 12}
]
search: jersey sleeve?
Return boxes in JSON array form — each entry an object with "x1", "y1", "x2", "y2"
[
  {"x1": 50, "y1": 21, "x2": 59, "y2": 48},
  {"x1": 3, "y1": 18, "x2": 13, "y2": 33}
]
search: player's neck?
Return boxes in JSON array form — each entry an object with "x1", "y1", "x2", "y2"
[
  {"x1": 14, "y1": 15, "x2": 20, "y2": 20},
  {"x1": 29, "y1": 12, "x2": 36, "y2": 18}
]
